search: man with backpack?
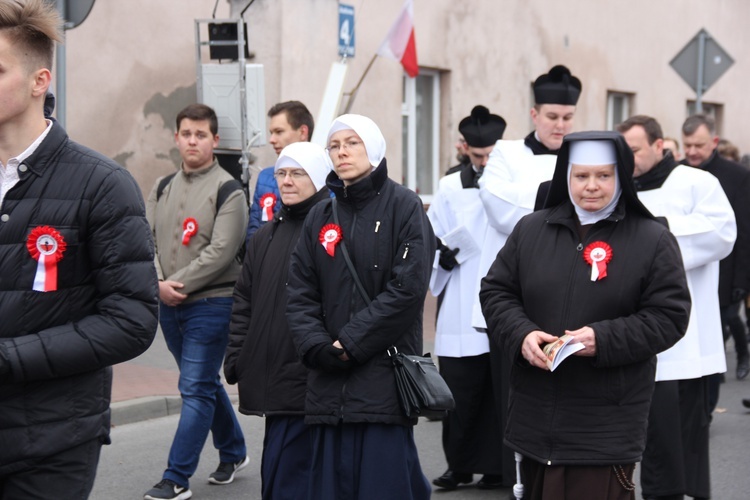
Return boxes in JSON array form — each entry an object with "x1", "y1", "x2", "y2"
[{"x1": 144, "y1": 104, "x2": 249, "y2": 500}]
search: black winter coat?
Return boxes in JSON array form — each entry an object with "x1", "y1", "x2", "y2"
[
  {"x1": 691, "y1": 151, "x2": 750, "y2": 306},
  {"x1": 0, "y1": 122, "x2": 158, "y2": 466},
  {"x1": 286, "y1": 161, "x2": 436, "y2": 426},
  {"x1": 480, "y1": 131, "x2": 690, "y2": 466},
  {"x1": 226, "y1": 188, "x2": 330, "y2": 416}
]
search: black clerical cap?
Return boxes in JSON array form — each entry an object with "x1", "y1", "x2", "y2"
[
  {"x1": 533, "y1": 65, "x2": 582, "y2": 105},
  {"x1": 458, "y1": 106, "x2": 507, "y2": 148}
]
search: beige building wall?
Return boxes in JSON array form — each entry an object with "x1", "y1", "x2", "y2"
[{"x1": 62, "y1": 0, "x2": 750, "y2": 196}]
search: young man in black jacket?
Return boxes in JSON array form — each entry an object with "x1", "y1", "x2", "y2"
[
  {"x1": 225, "y1": 142, "x2": 331, "y2": 499},
  {"x1": 0, "y1": 1, "x2": 158, "y2": 497}
]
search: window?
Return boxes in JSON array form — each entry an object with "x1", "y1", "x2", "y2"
[
  {"x1": 686, "y1": 101, "x2": 724, "y2": 135},
  {"x1": 606, "y1": 91, "x2": 634, "y2": 130},
  {"x1": 402, "y1": 70, "x2": 440, "y2": 201}
]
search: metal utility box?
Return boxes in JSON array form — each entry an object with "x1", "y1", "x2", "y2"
[{"x1": 200, "y1": 63, "x2": 266, "y2": 150}]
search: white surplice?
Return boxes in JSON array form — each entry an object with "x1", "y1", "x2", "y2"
[
  {"x1": 471, "y1": 139, "x2": 557, "y2": 330},
  {"x1": 427, "y1": 170, "x2": 490, "y2": 357},
  {"x1": 637, "y1": 165, "x2": 736, "y2": 380}
]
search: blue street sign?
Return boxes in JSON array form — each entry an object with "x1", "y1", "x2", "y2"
[{"x1": 338, "y1": 4, "x2": 355, "y2": 57}]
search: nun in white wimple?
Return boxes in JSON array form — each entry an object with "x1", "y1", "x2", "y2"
[
  {"x1": 480, "y1": 132, "x2": 690, "y2": 500},
  {"x1": 285, "y1": 114, "x2": 436, "y2": 499},
  {"x1": 227, "y1": 141, "x2": 332, "y2": 499},
  {"x1": 326, "y1": 114, "x2": 387, "y2": 187},
  {"x1": 567, "y1": 139, "x2": 622, "y2": 224},
  {"x1": 274, "y1": 141, "x2": 332, "y2": 205}
]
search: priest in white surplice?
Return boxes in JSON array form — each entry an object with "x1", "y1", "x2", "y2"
[
  {"x1": 469, "y1": 66, "x2": 583, "y2": 486},
  {"x1": 428, "y1": 106, "x2": 507, "y2": 491},
  {"x1": 618, "y1": 115, "x2": 735, "y2": 500}
]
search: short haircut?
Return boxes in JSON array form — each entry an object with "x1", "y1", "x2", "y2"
[
  {"x1": 176, "y1": 104, "x2": 218, "y2": 135},
  {"x1": 683, "y1": 114, "x2": 716, "y2": 136},
  {"x1": 616, "y1": 115, "x2": 663, "y2": 145},
  {"x1": 0, "y1": 0, "x2": 63, "y2": 71},
  {"x1": 268, "y1": 101, "x2": 314, "y2": 138}
]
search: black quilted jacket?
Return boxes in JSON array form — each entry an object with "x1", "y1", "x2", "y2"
[{"x1": 0, "y1": 122, "x2": 158, "y2": 466}]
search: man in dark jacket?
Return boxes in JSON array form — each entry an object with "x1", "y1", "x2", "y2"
[
  {"x1": 682, "y1": 114, "x2": 750, "y2": 382},
  {"x1": 225, "y1": 142, "x2": 331, "y2": 499},
  {"x1": 0, "y1": 2, "x2": 158, "y2": 497}
]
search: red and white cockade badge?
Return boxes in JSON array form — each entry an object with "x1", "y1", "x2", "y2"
[
  {"x1": 583, "y1": 241, "x2": 613, "y2": 281},
  {"x1": 26, "y1": 226, "x2": 67, "y2": 292},
  {"x1": 182, "y1": 217, "x2": 198, "y2": 245},
  {"x1": 319, "y1": 223, "x2": 343, "y2": 257},
  {"x1": 260, "y1": 193, "x2": 277, "y2": 222}
]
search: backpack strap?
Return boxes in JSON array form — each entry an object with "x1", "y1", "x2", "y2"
[
  {"x1": 216, "y1": 179, "x2": 246, "y2": 263},
  {"x1": 216, "y1": 179, "x2": 244, "y2": 212},
  {"x1": 156, "y1": 173, "x2": 177, "y2": 201}
]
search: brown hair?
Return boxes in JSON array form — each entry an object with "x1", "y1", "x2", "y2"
[
  {"x1": 616, "y1": 115, "x2": 663, "y2": 144},
  {"x1": 0, "y1": 0, "x2": 63, "y2": 71},
  {"x1": 176, "y1": 104, "x2": 219, "y2": 135},
  {"x1": 718, "y1": 139, "x2": 740, "y2": 163},
  {"x1": 268, "y1": 100, "x2": 314, "y2": 138}
]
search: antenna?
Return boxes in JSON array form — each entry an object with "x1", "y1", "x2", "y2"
[
  {"x1": 211, "y1": 0, "x2": 219, "y2": 19},
  {"x1": 240, "y1": 0, "x2": 255, "y2": 18}
]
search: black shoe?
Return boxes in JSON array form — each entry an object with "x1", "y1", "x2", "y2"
[
  {"x1": 737, "y1": 357, "x2": 749, "y2": 380},
  {"x1": 477, "y1": 474, "x2": 504, "y2": 489},
  {"x1": 144, "y1": 479, "x2": 192, "y2": 500},
  {"x1": 208, "y1": 455, "x2": 250, "y2": 485},
  {"x1": 432, "y1": 470, "x2": 473, "y2": 490},
  {"x1": 742, "y1": 398, "x2": 750, "y2": 409}
]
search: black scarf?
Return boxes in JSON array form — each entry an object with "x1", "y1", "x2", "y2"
[
  {"x1": 524, "y1": 131, "x2": 560, "y2": 156},
  {"x1": 459, "y1": 163, "x2": 481, "y2": 189},
  {"x1": 633, "y1": 152, "x2": 678, "y2": 192}
]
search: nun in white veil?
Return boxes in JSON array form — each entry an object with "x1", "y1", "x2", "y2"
[
  {"x1": 286, "y1": 114, "x2": 436, "y2": 500},
  {"x1": 479, "y1": 131, "x2": 690, "y2": 500}
]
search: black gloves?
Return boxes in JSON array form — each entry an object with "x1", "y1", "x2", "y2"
[
  {"x1": 438, "y1": 241, "x2": 460, "y2": 271},
  {"x1": 307, "y1": 344, "x2": 352, "y2": 372},
  {"x1": 437, "y1": 238, "x2": 460, "y2": 271}
]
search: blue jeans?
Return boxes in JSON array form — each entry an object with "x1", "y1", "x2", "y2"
[{"x1": 159, "y1": 298, "x2": 246, "y2": 488}]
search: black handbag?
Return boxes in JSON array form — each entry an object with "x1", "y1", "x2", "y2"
[
  {"x1": 332, "y1": 199, "x2": 455, "y2": 418},
  {"x1": 387, "y1": 346, "x2": 455, "y2": 418}
]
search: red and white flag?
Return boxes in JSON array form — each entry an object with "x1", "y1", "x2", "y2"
[{"x1": 377, "y1": 0, "x2": 418, "y2": 78}]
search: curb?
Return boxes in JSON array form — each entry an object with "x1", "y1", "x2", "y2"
[
  {"x1": 110, "y1": 395, "x2": 241, "y2": 427},
  {"x1": 111, "y1": 396, "x2": 183, "y2": 427}
]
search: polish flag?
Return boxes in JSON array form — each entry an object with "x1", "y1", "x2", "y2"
[{"x1": 377, "y1": 0, "x2": 418, "y2": 78}]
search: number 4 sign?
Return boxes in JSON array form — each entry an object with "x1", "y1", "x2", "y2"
[{"x1": 338, "y1": 4, "x2": 355, "y2": 57}]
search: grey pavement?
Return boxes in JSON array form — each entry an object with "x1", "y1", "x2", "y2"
[{"x1": 95, "y1": 295, "x2": 750, "y2": 499}]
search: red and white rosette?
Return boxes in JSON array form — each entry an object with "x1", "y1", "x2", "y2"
[
  {"x1": 260, "y1": 193, "x2": 277, "y2": 222},
  {"x1": 26, "y1": 226, "x2": 67, "y2": 292},
  {"x1": 182, "y1": 217, "x2": 198, "y2": 245},
  {"x1": 583, "y1": 241, "x2": 613, "y2": 281},
  {"x1": 319, "y1": 223, "x2": 343, "y2": 257}
]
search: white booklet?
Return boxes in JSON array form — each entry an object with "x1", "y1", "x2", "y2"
[
  {"x1": 542, "y1": 334, "x2": 585, "y2": 371},
  {"x1": 440, "y1": 225, "x2": 480, "y2": 264}
]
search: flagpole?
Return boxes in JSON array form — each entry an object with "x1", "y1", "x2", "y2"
[{"x1": 342, "y1": 53, "x2": 378, "y2": 114}]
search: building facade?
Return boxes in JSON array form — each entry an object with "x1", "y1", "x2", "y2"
[{"x1": 63, "y1": 0, "x2": 750, "y2": 201}]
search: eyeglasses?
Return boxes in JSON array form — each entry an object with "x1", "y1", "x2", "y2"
[
  {"x1": 274, "y1": 169, "x2": 309, "y2": 180},
  {"x1": 327, "y1": 140, "x2": 363, "y2": 154}
]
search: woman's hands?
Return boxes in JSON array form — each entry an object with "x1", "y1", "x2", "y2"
[
  {"x1": 566, "y1": 326, "x2": 597, "y2": 357},
  {"x1": 521, "y1": 330, "x2": 558, "y2": 370}
]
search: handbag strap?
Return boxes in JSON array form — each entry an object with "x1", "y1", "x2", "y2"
[{"x1": 332, "y1": 199, "x2": 371, "y2": 306}]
